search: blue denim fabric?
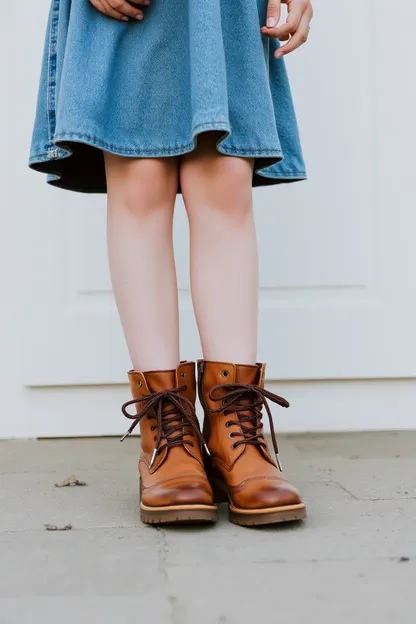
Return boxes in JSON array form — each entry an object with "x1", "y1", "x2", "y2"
[{"x1": 29, "y1": 0, "x2": 306, "y2": 193}]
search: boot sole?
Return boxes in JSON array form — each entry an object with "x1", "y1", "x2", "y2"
[
  {"x1": 210, "y1": 477, "x2": 307, "y2": 526},
  {"x1": 140, "y1": 502, "x2": 218, "y2": 525},
  {"x1": 229, "y1": 502, "x2": 306, "y2": 526}
]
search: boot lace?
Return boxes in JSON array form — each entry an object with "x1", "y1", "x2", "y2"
[
  {"x1": 120, "y1": 385, "x2": 207, "y2": 468},
  {"x1": 209, "y1": 383, "x2": 289, "y2": 471}
]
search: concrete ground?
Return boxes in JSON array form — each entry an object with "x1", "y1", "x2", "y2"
[{"x1": 0, "y1": 432, "x2": 415, "y2": 623}]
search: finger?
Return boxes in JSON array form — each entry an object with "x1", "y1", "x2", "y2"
[
  {"x1": 266, "y1": 6, "x2": 304, "y2": 41},
  {"x1": 108, "y1": 0, "x2": 145, "y2": 19},
  {"x1": 265, "y1": 1, "x2": 281, "y2": 29},
  {"x1": 274, "y1": 10, "x2": 311, "y2": 57},
  {"x1": 90, "y1": 0, "x2": 129, "y2": 20}
]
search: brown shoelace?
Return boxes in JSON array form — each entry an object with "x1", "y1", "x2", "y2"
[
  {"x1": 120, "y1": 385, "x2": 207, "y2": 467},
  {"x1": 209, "y1": 383, "x2": 290, "y2": 471}
]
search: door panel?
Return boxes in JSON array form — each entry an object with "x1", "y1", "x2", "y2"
[{"x1": 22, "y1": 1, "x2": 416, "y2": 396}]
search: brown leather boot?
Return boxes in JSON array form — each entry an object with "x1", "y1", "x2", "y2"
[
  {"x1": 121, "y1": 361, "x2": 217, "y2": 525},
  {"x1": 198, "y1": 360, "x2": 306, "y2": 526}
]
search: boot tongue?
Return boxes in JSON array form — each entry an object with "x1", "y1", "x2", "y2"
[
  {"x1": 235, "y1": 364, "x2": 260, "y2": 386},
  {"x1": 143, "y1": 370, "x2": 176, "y2": 393},
  {"x1": 142, "y1": 368, "x2": 180, "y2": 435},
  {"x1": 143, "y1": 369, "x2": 193, "y2": 464},
  {"x1": 233, "y1": 364, "x2": 260, "y2": 419},
  {"x1": 233, "y1": 364, "x2": 267, "y2": 458}
]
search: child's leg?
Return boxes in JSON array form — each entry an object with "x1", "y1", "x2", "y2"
[
  {"x1": 179, "y1": 133, "x2": 258, "y2": 365},
  {"x1": 180, "y1": 136, "x2": 306, "y2": 526},
  {"x1": 104, "y1": 153, "x2": 180, "y2": 371}
]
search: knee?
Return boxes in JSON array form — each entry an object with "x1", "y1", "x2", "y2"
[
  {"x1": 184, "y1": 157, "x2": 254, "y2": 225},
  {"x1": 106, "y1": 156, "x2": 178, "y2": 219},
  {"x1": 215, "y1": 158, "x2": 254, "y2": 216}
]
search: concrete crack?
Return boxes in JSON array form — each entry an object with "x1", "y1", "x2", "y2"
[
  {"x1": 154, "y1": 529, "x2": 188, "y2": 624},
  {"x1": 155, "y1": 526, "x2": 169, "y2": 583},
  {"x1": 333, "y1": 481, "x2": 360, "y2": 500}
]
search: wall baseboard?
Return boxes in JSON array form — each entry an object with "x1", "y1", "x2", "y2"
[{"x1": 1, "y1": 378, "x2": 415, "y2": 439}]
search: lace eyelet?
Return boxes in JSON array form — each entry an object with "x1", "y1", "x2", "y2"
[
  {"x1": 228, "y1": 432, "x2": 234, "y2": 439},
  {"x1": 138, "y1": 380, "x2": 143, "y2": 387},
  {"x1": 221, "y1": 370, "x2": 229, "y2": 378},
  {"x1": 232, "y1": 443, "x2": 238, "y2": 450},
  {"x1": 225, "y1": 421, "x2": 231, "y2": 428},
  {"x1": 180, "y1": 372, "x2": 186, "y2": 379}
]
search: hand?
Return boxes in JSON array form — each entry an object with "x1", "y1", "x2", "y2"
[
  {"x1": 261, "y1": 0, "x2": 313, "y2": 58},
  {"x1": 89, "y1": 0, "x2": 150, "y2": 22}
]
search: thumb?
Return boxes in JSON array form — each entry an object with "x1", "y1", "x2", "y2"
[{"x1": 266, "y1": 1, "x2": 281, "y2": 28}]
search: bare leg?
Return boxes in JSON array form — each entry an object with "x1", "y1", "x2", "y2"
[
  {"x1": 179, "y1": 133, "x2": 258, "y2": 365},
  {"x1": 104, "y1": 153, "x2": 180, "y2": 371}
]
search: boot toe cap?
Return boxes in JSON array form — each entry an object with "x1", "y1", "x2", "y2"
[
  {"x1": 142, "y1": 476, "x2": 214, "y2": 508},
  {"x1": 230, "y1": 476, "x2": 302, "y2": 510}
]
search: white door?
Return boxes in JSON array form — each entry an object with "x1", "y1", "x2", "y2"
[{"x1": 5, "y1": 1, "x2": 416, "y2": 434}]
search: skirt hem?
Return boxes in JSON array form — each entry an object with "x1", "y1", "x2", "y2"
[{"x1": 29, "y1": 125, "x2": 306, "y2": 194}]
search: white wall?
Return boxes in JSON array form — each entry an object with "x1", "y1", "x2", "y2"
[{"x1": 1, "y1": 1, "x2": 416, "y2": 438}]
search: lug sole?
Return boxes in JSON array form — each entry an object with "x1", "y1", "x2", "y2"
[
  {"x1": 140, "y1": 503, "x2": 218, "y2": 525},
  {"x1": 229, "y1": 502, "x2": 306, "y2": 526}
]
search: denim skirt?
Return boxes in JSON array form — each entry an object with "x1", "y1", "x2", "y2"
[{"x1": 29, "y1": 0, "x2": 307, "y2": 193}]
